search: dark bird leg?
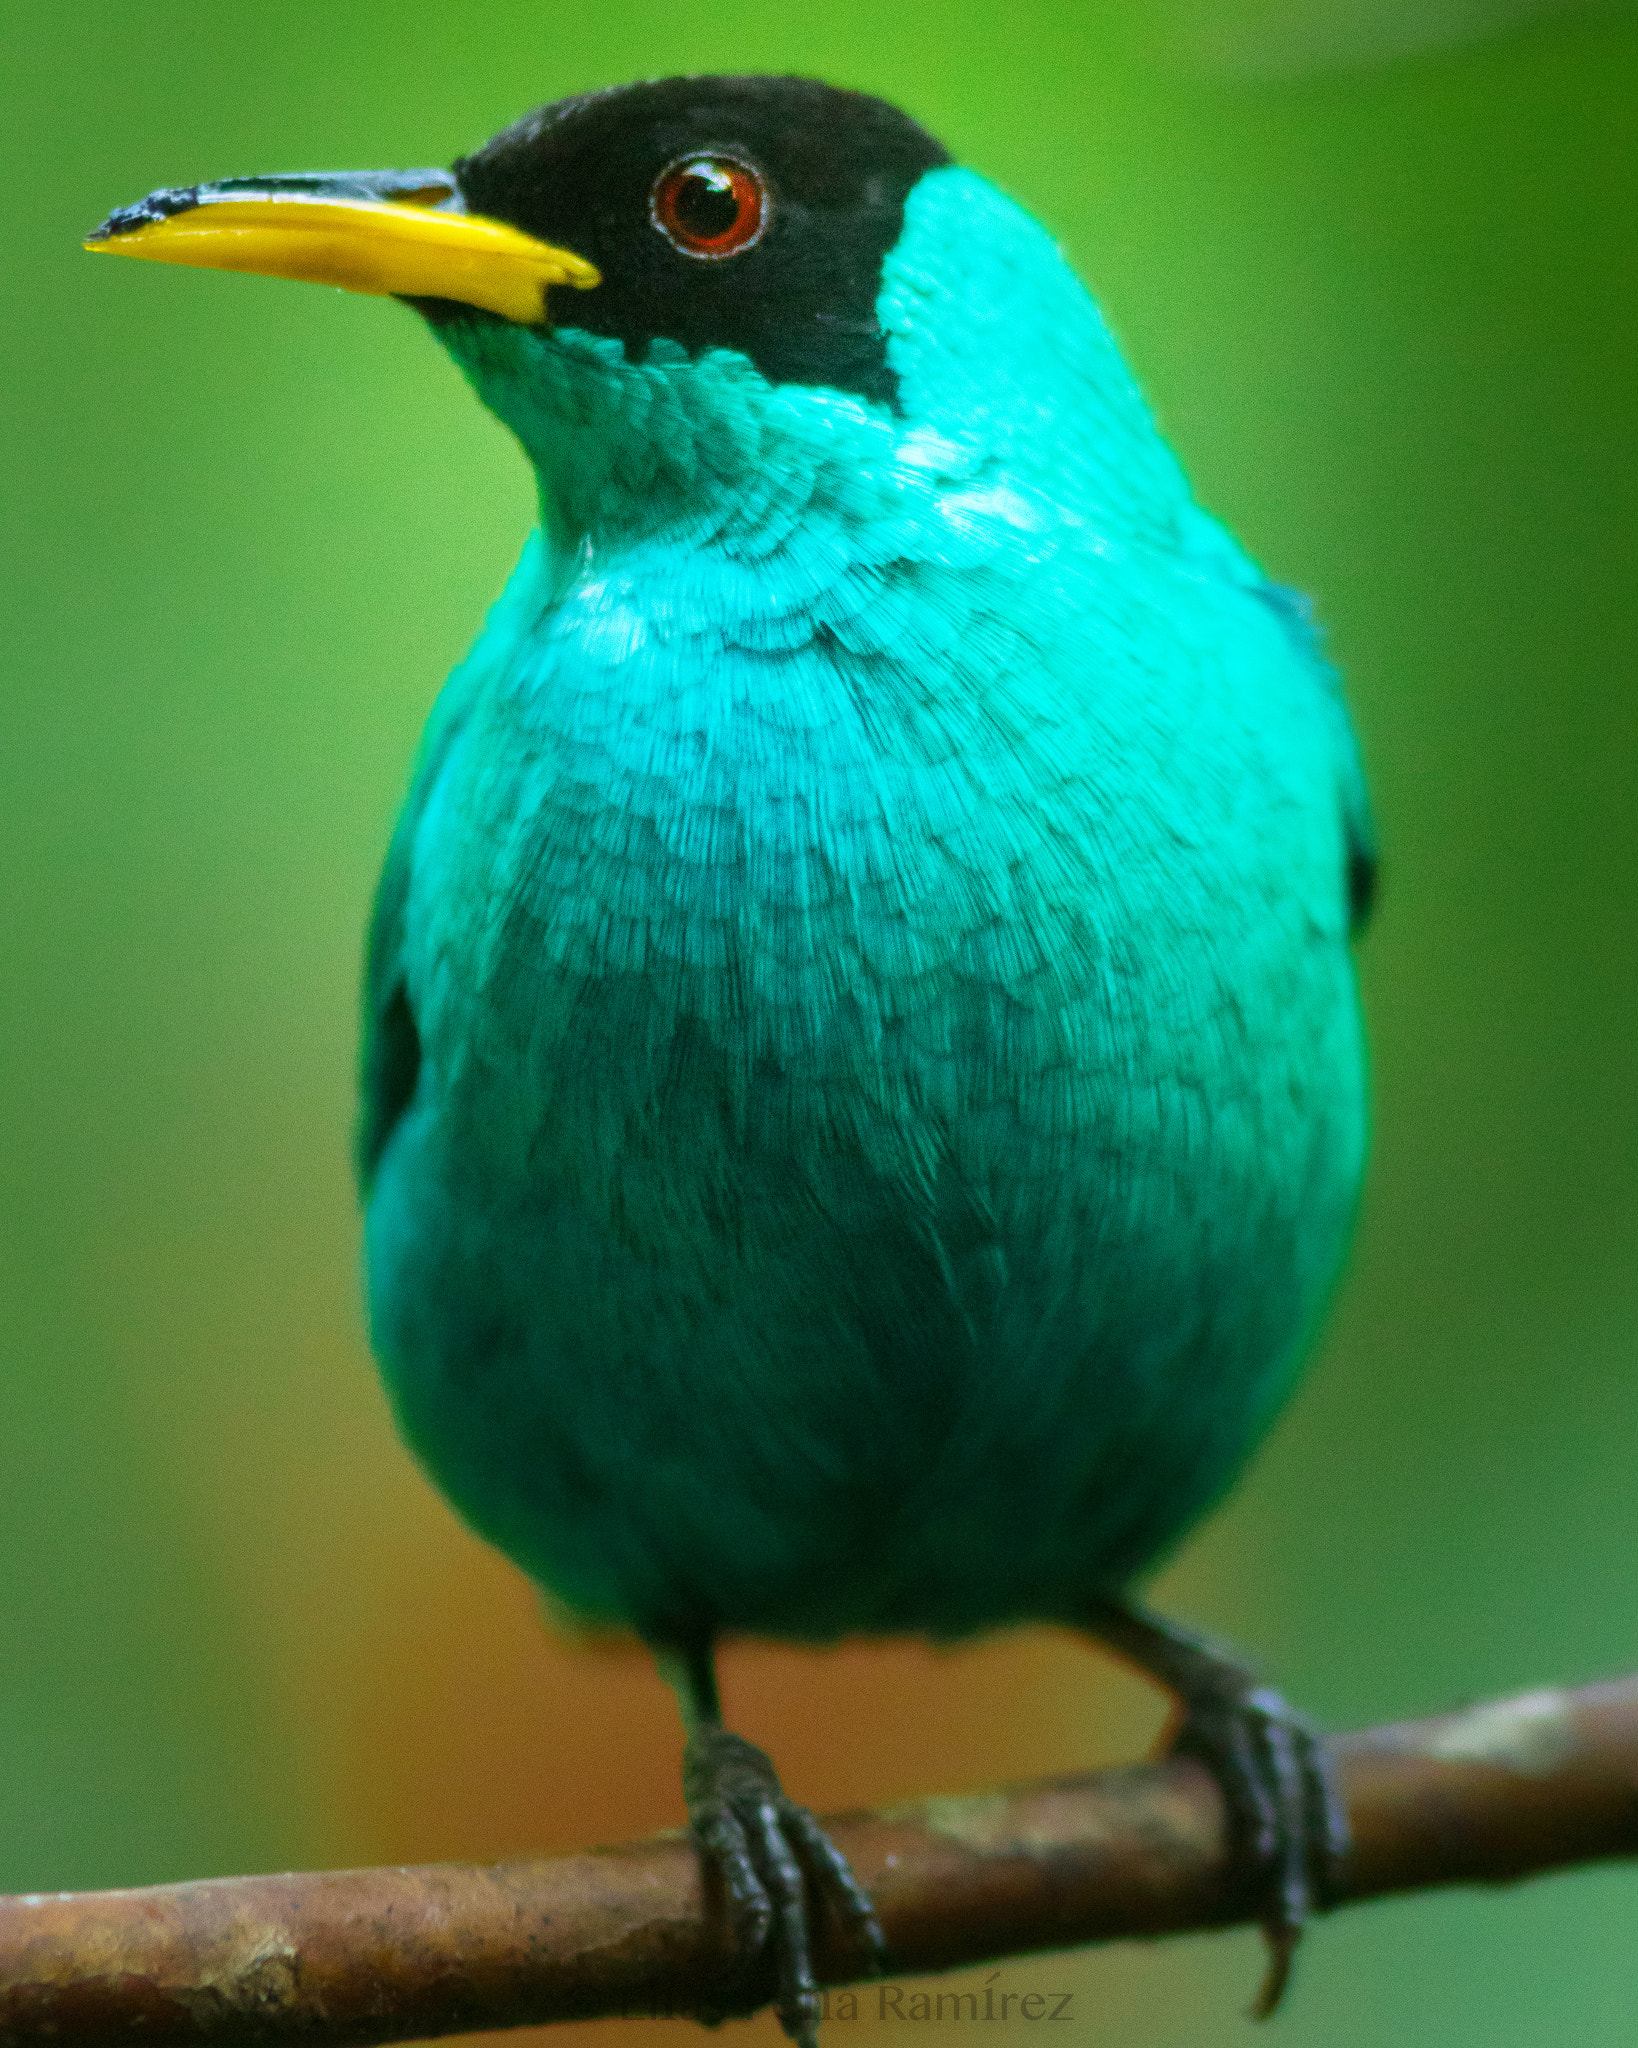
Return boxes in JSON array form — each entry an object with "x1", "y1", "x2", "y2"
[
  {"x1": 1078, "y1": 1595, "x2": 1348, "y2": 2016},
  {"x1": 653, "y1": 1635, "x2": 885, "y2": 2047}
]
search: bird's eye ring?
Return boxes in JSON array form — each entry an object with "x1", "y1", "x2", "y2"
[{"x1": 650, "y1": 154, "x2": 768, "y2": 259}]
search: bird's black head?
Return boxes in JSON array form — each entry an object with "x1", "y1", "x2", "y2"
[
  {"x1": 445, "y1": 77, "x2": 951, "y2": 405},
  {"x1": 86, "y1": 76, "x2": 951, "y2": 406}
]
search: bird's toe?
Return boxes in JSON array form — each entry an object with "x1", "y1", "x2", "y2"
[
  {"x1": 1171, "y1": 1681, "x2": 1346, "y2": 2016},
  {"x1": 683, "y1": 1725, "x2": 882, "y2": 2046}
]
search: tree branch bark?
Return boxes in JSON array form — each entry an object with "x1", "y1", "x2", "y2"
[{"x1": 4, "y1": 1674, "x2": 1637, "y2": 2045}]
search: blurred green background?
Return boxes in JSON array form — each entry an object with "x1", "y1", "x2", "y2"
[{"x1": 4, "y1": 1, "x2": 1636, "y2": 2043}]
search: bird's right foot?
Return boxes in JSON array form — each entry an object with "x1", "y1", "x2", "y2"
[{"x1": 683, "y1": 1724, "x2": 885, "y2": 2047}]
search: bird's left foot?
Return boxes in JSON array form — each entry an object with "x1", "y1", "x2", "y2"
[
  {"x1": 683, "y1": 1724, "x2": 885, "y2": 2046},
  {"x1": 1082, "y1": 1596, "x2": 1347, "y2": 2016},
  {"x1": 1170, "y1": 1673, "x2": 1347, "y2": 2014}
]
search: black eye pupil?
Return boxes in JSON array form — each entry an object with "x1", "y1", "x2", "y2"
[{"x1": 674, "y1": 168, "x2": 739, "y2": 239}]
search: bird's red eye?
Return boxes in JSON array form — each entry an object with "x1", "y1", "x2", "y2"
[{"x1": 651, "y1": 155, "x2": 767, "y2": 259}]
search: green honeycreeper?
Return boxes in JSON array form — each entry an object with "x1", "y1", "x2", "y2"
[{"x1": 88, "y1": 75, "x2": 1374, "y2": 2041}]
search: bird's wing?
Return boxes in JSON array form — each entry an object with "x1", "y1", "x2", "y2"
[
  {"x1": 356, "y1": 707, "x2": 463, "y2": 1192},
  {"x1": 357, "y1": 802, "x2": 429, "y2": 1194},
  {"x1": 1254, "y1": 577, "x2": 1377, "y2": 935},
  {"x1": 1172, "y1": 501, "x2": 1376, "y2": 936},
  {"x1": 357, "y1": 537, "x2": 558, "y2": 1191}
]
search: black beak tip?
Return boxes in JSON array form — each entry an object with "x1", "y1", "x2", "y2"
[
  {"x1": 88, "y1": 168, "x2": 465, "y2": 246},
  {"x1": 88, "y1": 185, "x2": 205, "y2": 242}
]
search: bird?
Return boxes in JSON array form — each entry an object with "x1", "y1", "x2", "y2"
[{"x1": 87, "y1": 74, "x2": 1374, "y2": 2043}]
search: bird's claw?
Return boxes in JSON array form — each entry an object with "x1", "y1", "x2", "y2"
[
  {"x1": 684, "y1": 1725, "x2": 884, "y2": 2046},
  {"x1": 1171, "y1": 1680, "x2": 1348, "y2": 2017}
]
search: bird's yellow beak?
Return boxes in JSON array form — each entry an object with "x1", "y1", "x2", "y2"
[{"x1": 84, "y1": 173, "x2": 598, "y2": 326}]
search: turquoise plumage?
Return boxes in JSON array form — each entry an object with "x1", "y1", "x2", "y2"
[
  {"x1": 91, "y1": 79, "x2": 1372, "y2": 2041},
  {"x1": 365, "y1": 165, "x2": 1367, "y2": 1640}
]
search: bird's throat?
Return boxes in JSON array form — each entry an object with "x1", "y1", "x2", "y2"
[{"x1": 441, "y1": 316, "x2": 903, "y2": 555}]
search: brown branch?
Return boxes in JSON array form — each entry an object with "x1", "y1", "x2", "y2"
[{"x1": 4, "y1": 1674, "x2": 1638, "y2": 2044}]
